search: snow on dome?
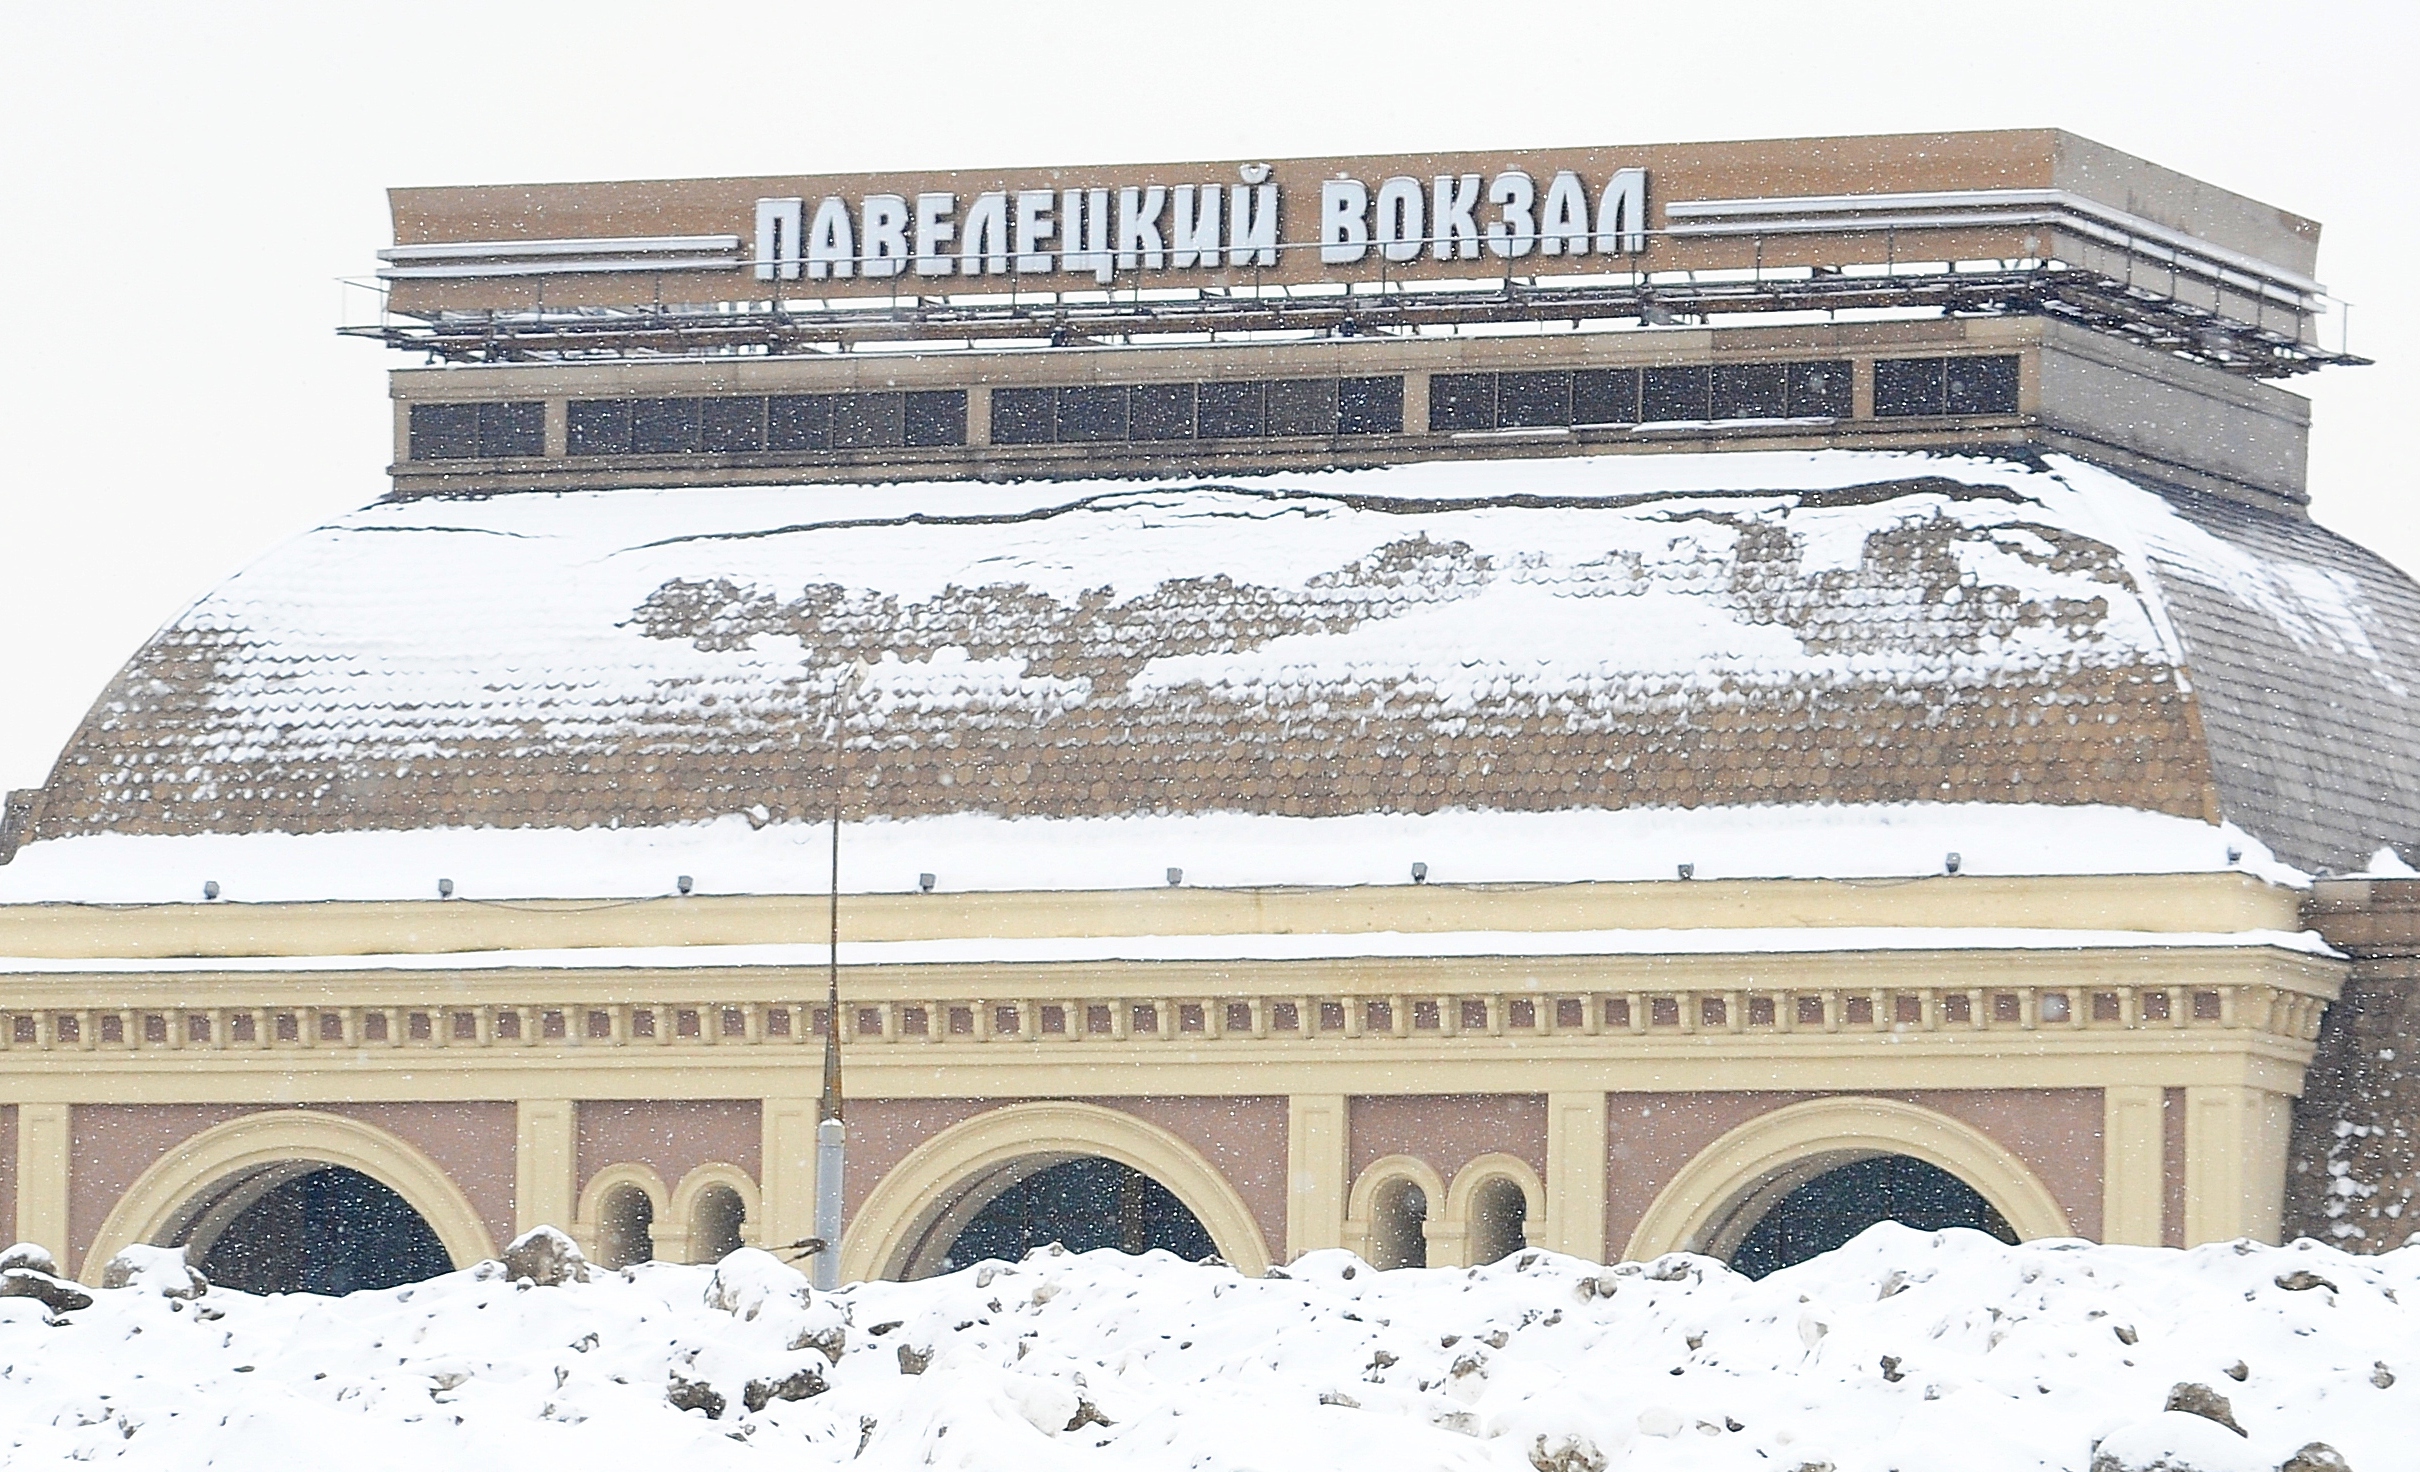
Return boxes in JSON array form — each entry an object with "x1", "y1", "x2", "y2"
[{"x1": 12, "y1": 449, "x2": 2420, "y2": 895}]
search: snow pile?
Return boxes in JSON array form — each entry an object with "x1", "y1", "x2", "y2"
[{"x1": 1, "y1": 1229, "x2": 2411, "y2": 1471}]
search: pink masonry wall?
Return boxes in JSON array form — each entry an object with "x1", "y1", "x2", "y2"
[
  {"x1": 67, "y1": 1102, "x2": 518, "y2": 1270},
  {"x1": 1602, "y1": 1088, "x2": 2107, "y2": 1260},
  {"x1": 1348, "y1": 1094, "x2": 1548, "y2": 1185},
  {"x1": 575, "y1": 1100, "x2": 763, "y2": 1204}
]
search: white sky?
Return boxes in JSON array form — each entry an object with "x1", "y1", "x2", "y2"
[{"x1": 2, "y1": 0, "x2": 2413, "y2": 794}]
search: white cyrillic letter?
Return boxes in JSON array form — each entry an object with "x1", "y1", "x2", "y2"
[
  {"x1": 755, "y1": 197, "x2": 802, "y2": 282},
  {"x1": 1539, "y1": 171, "x2": 1590, "y2": 256},
  {"x1": 960, "y1": 191, "x2": 1010, "y2": 276},
  {"x1": 806, "y1": 196, "x2": 854, "y2": 280},
  {"x1": 1117, "y1": 185, "x2": 1167, "y2": 270},
  {"x1": 1063, "y1": 187, "x2": 1112, "y2": 283},
  {"x1": 1432, "y1": 174, "x2": 1481, "y2": 261},
  {"x1": 1013, "y1": 189, "x2": 1056, "y2": 274},
  {"x1": 1487, "y1": 171, "x2": 1537, "y2": 259},
  {"x1": 1229, "y1": 182, "x2": 1278, "y2": 267},
  {"x1": 1375, "y1": 176, "x2": 1424, "y2": 263},
  {"x1": 913, "y1": 192, "x2": 956, "y2": 277},
  {"x1": 1172, "y1": 184, "x2": 1221, "y2": 269},
  {"x1": 1320, "y1": 177, "x2": 1369, "y2": 264},
  {"x1": 1595, "y1": 167, "x2": 1648, "y2": 255},
  {"x1": 860, "y1": 194, "x2": 910, "y2": 278}
]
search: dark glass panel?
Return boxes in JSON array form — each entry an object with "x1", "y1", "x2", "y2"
[
  {"x1": 1874, "y1": 357, "x2": 1948, "y2": 417},
  {"x1": 1427, "y1": 372, "x2": 1497, "y2": 432},
  {"x1": 475, "y1": 401, "x2": 545, "y2": 458},
  {"x1": 904, "y1": 390, "x2": 967, "y2": 447},
  {"x1": 989, "y1": 387, "x2": 1057, "y2": 445},
  {"x1": 1571, "y1": 368, "x2": 1641, "y2": 425},
  {"x1": 1712, "y1": 363, "x2": 1789, "y2": 420},
  {"x1": 409, "y1": 403, "x2": 480, "y2": 461},
  {"x1": 1945, "y1": 355, "x2": 2020, "y2": 415},
  {"x1": 832, "y1": 392, "x2": 904, "y2": 449},
  {"x1": 1055, "y1": 385, "x2": 1130, "y2": 443},
  {"x1": 700, "y1": 396, "x2": 768, "y2": 453},
  {"x1": 1337, "y1": 376, "x2": 1403, "y2": 436},
  {"x1": 1786, "y1": 360, "x2": 1853, "y2": 418},
  {"x1": 1197, "y1": 380, "x2": 1266, "y2": 439},
  {"x1": 767, "y1": 394, "x2": 832, "y2": 451},
  {"x1": 1130, "y1": 382, "x2": 1198, "y2": 440},
  {"x1": 630, "y1": 398, "x2": 702, "y2": 455},
  {"x1": 1641, "y1": 365, "x2": 1712, "y2": 422},
  {"x1": 565, "y1": 399, "x2": 632, "y2": 457},
  {"x1": 1266, "y1": 377, "x2": 1340, "y2": 437},
  {"x1": 1498, "y1": 371, "x2": 1573, "y2": 427}
]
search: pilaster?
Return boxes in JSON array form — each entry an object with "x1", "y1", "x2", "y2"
[
  {"x1": 761, "y1": 1098, "x2": 819, "y2": 1267},
  {"x1": 1544, "y1": 1091, "x2": 1608, "y2": 1261},
  {"x1": 1285, "y1": 1094, "x2": 1347, "y2": 1260},
  {"x1": 15, "y1": 1103, "x2": 68, "y2": 1264},
  {"x1": 513, "y1": 1098, "x2": 577, "y2": 1237},
  {"x1": 2102, "y1": 1085, "x2": 2166, "y2": 1246},
  {"x1": 2184, "y1": 1084, "x2": 2291, "y2": 1245}
]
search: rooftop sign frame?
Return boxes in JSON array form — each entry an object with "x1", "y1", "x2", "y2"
[{"x1": 357, "y1": 130, "x2": 2359, "y2": 378}]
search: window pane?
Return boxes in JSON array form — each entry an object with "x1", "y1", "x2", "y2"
[
  {"x1": 1571, "y1": 368, "x2": 1640, "y2": 425},
  {"x1": 832, "y1": 392, "x2": 904, "y2": 449},
  {"x1": 1641, "y1": 366, "x2": 1711, "y2": 422},
  {"x1": 476, "y1": 401, "x2": 545, "y2": 458},
  {"x1": 1130, "y1": 382, "x2": 1197, "y2": 440},
  {"x1": 1874, "y1": 357, "x2": 1947, "y2": 417},
  {"x1": 1337, "y1": 376, "x2": 1403, "y2": 435},
  {"x1": 630, "y1": 398, "x2": 701, "y2": 455},
  {"x1": 1498, "y1": 371, "x2": 1572, "y2": 427},
  {"x1": 1267, "y1": 378, "x2": 1340, "y2": 437},
  {"x1": 1428, "y1": 373, "x2": 1496, "y2": 432},
  {"x1": 1056, "y1": 385, "x2": 1130, "y2": 443},
  {"x1": 409, "y1": 403, "x2": 480, "y2": 460},
  {"x1": 904, "y1": 390, "x2": 967, "y2": 447},
  {"x1": 565, "y1": 400, "x2": 632, "y2": 457},
  {"x1": 1786, "y1": 360, "x2": 1852, "y2": 418},
  {"x1": 1197, "y1": 380, "x2": 1265, "y2": 439},
  {"x1": 1711, "y1": 363, "x2": 1788, "y2": 420},
  {"x1": 989, "y1": 387, "x2": 1056, "y2": 444},
  {"x1": 767, "y1": 394, "x2": 832, "y2": 451},
  {"x1": 700, "y1": 397, "x2": 767, "y2": 453},
  {"x1": 1945, "y1": 355, "x2": 2020, "y2": 415}
]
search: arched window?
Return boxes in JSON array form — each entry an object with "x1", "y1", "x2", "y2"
[
  {"x1": 1468, "y1": 1175, "x2": 1529, "y2": 1266},
  {"x1": 690, "y1": 1182, "x2": 747, "y2": 1263},
  {"x1": 1368, "y1": 1177, "x2": 1429, "y2": 1270},
  {"x1": 595, "y1": 1182, "x2": 656, "y2": 1269}
]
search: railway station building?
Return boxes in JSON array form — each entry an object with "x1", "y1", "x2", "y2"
[{"x1": 1, "y1": 130, "x2": 2415, "y2": 1291}]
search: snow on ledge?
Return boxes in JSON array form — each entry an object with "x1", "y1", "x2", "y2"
[
  {"x1": 0, "y1": 925, "x2": 2339, "y2": 976},
  {"x1": 0, "y1": 802, "x2": 2301, "y2": 907}
]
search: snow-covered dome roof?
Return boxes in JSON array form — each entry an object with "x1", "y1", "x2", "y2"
[{"x1": 14, "y1": 449, "x2": 2420, "y2": 888}]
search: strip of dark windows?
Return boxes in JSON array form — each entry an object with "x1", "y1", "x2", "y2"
[
  {"x1": 567, "y1": 391, "x2": 969, "y2": 455},
  {"x1": 409, "y1": 401, "x2": 544, "y2": 461},
  {"x1": 986, "y1": 377, "x2": 1402, "y2": 445},
  {"x1": 1432, "y1": 360, "x2": 1854, "y2": 431},
  {"x1": 1875, "y1": 355, "x2": 2020, "y2": 417}
]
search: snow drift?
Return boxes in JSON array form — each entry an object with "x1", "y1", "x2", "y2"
[{"x1": 0, "y1": 1226, "x2": 2411, "y2": 1471}]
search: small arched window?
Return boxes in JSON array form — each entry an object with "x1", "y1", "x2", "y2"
[
  {"x1": 1468, "y1": 1176, "x2": 1528, "y2": 1266},
  {"x1": 1368, "y1": 1178, "x2": 1429, "y2": 1270},
  {"x1": 691, "y1": 1182, "x2": 747, "y2": 1264},
  {"x1": 595, "y1": 1182, "x2": 655, "y2": 1269}
]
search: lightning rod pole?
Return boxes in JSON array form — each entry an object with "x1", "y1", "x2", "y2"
[{"x1": 813, "y1": 787, "x2": 844, "y2": 1291}]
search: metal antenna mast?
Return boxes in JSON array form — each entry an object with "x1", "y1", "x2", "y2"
[{"x1": 812, "y1": 698, "x2": 847, "y2": 1291}]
